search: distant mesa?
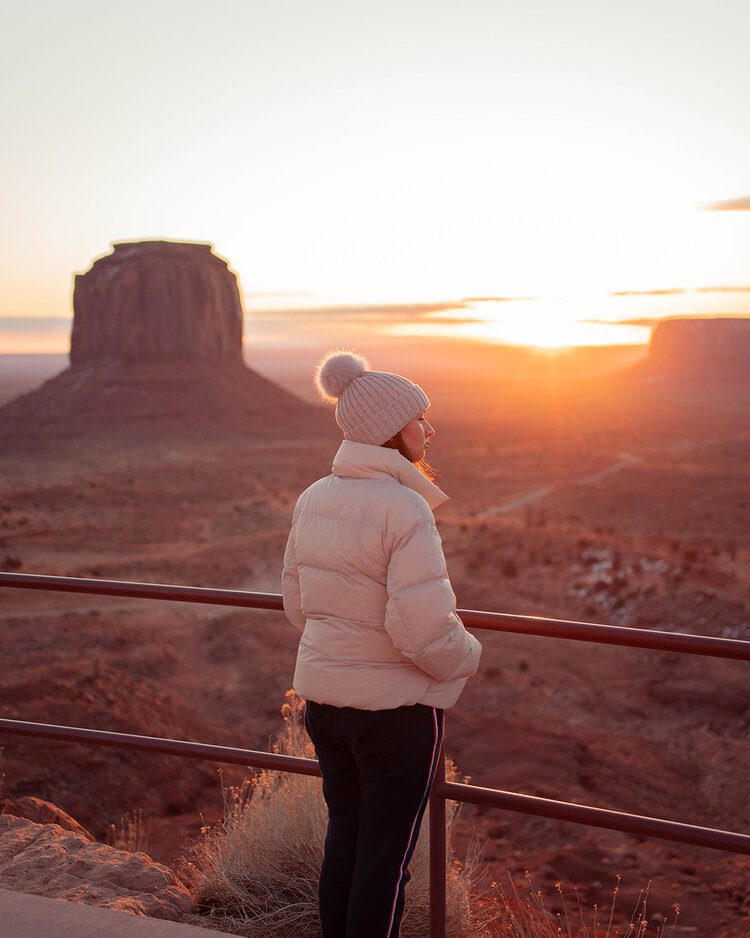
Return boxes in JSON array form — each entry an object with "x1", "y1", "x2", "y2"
[
  {"x1": 0, "y1": 239, "x2": 330, "y2": 450},
  {"x1": 70, "y1": 240, "x2": 244, "y2": 365},
  {"x1": 637, "y1": 317, "x2": 750, "y2": 384},
  {"x1": 703, "y1": 194, "x2": 750, "y2": 211}
]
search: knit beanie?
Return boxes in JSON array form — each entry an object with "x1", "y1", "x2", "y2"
[{"x1": 313, "y1": 348, "x2": 430, "y2": 445}]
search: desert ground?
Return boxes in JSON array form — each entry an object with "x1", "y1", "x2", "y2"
[{"x1": 1, "y1": 344, "x2": 749, "y2": 936}]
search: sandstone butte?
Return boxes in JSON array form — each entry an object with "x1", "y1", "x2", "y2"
[
  {"x1": 0, "y1": 239, "x2": 330, "y2": 451},
  {"x1": 639, "y1": 315, "x2": 750, "y2": 383}
]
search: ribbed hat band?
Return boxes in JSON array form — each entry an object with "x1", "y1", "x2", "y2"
[{"x1": 336, "y1": 371, "x2": 430, "y2": 445}]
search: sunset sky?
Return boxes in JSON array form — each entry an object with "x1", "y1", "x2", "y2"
[{"x1": 2, "y1": 0, "x2": 750, "y2": 352}]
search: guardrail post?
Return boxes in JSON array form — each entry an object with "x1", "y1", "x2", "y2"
[{"x1": 429, "y1": 721, "x2": 447, "y2": 938}]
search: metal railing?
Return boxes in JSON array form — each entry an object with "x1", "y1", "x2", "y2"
[{"x1": 1, "y1": 571, "x2": 749, "y2": 937}]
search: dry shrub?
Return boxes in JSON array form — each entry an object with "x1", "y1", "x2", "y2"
[{"x1": 178, "y1": 689, "x2": 501, "y2": 937}]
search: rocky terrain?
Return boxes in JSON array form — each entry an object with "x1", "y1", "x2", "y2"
[
  {"x1": 0, "y1": 811, "x2": 193, "y2": 919},
  {"x1": 1, "y1": 403, "x2": 748, "y2": 935},
  {"x1": 0, "y1": 250, "x2": 748, "y2": 936}
]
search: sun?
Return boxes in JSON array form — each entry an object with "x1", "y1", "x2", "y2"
[{"x1": 385, "y1": 297, "x2": 652, "y2": 349}]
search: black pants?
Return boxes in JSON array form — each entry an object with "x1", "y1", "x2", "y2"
[{"x1": 304, "y1": 699, "x2": 445, "y2": 938}]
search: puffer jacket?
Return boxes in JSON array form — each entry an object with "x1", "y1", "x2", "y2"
[{"x1": 281, "y1": 439, "x2": 482, "y2": 710}]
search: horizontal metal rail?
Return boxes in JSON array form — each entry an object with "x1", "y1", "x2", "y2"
[
  {"x1": 2, "y1": 571, "x2": 749, "y2": 937},
  {"x1": 0, "y1": 717, "x2": 322, "y2": 776},
  {"x1": 440, "y1": 780, "x2": 750, "y2": 855},
  {"x1": 2, "y1": 572, "x2": 749, "y2": 659},
  {"x1": 0, "y1": 716, "x2": 747, "y2": 856}
]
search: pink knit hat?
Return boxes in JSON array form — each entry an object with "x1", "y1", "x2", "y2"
[{"x1": 313, "y1": 349, "x2": 430, "y2": 445}]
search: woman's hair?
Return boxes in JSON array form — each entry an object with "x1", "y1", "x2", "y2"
[{"x1": 381, "y1": 430, "x2": 440, "y2": 484}]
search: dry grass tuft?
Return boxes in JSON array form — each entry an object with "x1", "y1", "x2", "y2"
[
  {"x1": 105, "y1": 806, "x2": 153, "y2": 855},
  {"x1": 177, "y1": 689, "x2": 501, "y2": 937},
  {"x1": 488, "y1": 868, "x2": 681, "y2": 937}
]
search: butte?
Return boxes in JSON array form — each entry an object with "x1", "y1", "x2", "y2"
[{"x1": 0, "y1": 240, "x2": 331, "y2": 453}]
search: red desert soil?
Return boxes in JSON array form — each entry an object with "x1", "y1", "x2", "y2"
[{"x1": 0, "y1": 359, "x2": 749, "y2": 936}]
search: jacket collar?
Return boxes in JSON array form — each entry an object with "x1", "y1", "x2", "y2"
[{"x1": 331, "y1": 440, "x2": 450, "y2": 511}]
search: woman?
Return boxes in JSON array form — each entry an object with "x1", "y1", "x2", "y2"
[{"x1": 282, "y1": 348, "x2": 482, "y2": 938}]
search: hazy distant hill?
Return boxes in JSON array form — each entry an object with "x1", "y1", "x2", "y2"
[{"x1": 632, "y1": 316, "x2": 750, "y2": 384}]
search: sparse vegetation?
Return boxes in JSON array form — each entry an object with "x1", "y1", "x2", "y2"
[
  {"x1": 490, "y1": 869, "x2": 681, "y2": 937},
  {"x1": 178, "y1": 689, "x2": 501, "y2": 937},
  {"x1": 105, "y1": 807, "x2": 152, "y2": 855},
  {"x1": 175, "y1": 693, "x2": 682, "y2": 938}
]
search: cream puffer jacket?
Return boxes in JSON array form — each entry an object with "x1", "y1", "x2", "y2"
[{"x1": 281, "y1": 439, "x2": 482, "y2": 710}]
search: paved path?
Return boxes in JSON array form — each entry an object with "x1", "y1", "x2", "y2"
[
  {"x1": 574, "y1": 451, "x2": 642, "y2": 485},
  {"x1": 476, "y1": 451, "x2": 643, "y2": 519},
  {"x1": 0, "y1": 888, "x2": 227, "y2": 937},
  {"x1": 478, "y1": 483, "x2": 556, "y2": 517}
]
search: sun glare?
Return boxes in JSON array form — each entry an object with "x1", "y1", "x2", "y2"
[
  {"x1": 387, "y1": 317, "x2": 651, "y2": 349},
  {"x1": 384, "y1": 295, "x2": 654, "y2": 349}
]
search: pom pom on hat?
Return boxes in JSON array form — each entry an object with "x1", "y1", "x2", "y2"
[{"x1": 313, "y1": 348, "x2": 370, "y2": 403}]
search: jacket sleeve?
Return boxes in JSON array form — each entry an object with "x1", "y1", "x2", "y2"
[
  {"x1": 281, "y1": 506, "x2": 306, "y2": 633},
  {"x1": 383, "y1": 508, "x2": 482, "y2": 682}
]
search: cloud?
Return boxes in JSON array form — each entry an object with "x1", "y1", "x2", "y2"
[
  {"x1": 611, "y1": 288, "x2": 686, "y2": 296},
  {"x1": 245, "y1": 290, "x2": 317, "y2": 298},
  {"x1": 702, "y1": 195, "x2": 750, "y2": 210},
  {"x1": 581, "y1": 317, "x2": 660, "y2": 326},
  {"x1": 583, "y1": 314, "x2": 750, "y2": 327},
  {"x1": 611, "y1": 285, "x2": 750, "y2": 297},
  {"x1": 459, "y1": 295, "x2": 541, "y2": 303},
  {"x1": 246, "y1": 301, "x2": 469, "y2": 320}
]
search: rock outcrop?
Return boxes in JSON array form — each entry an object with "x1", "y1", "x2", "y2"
[
  {"x1": 0, "y1": 796, "x2": 94, "y2": 841},
  {"x1": 0, "y1": 240, "x2": 332, "y2": 451},
  {"x1": 641, "y1": 316, "x2": 750, "y2": 383},
  {"x1": 0, "y1": 814, "x2": 194, "y2": 919}
]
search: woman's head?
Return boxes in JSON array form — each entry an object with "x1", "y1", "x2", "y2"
[{"x1": 313, "y1": 348, "x2": 439, "y2": 482}]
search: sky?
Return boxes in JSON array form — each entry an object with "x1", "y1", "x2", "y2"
[{"x1": 2, "y1": 0, "x2": 750, "y2": 351}]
